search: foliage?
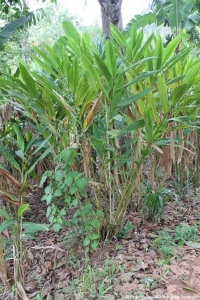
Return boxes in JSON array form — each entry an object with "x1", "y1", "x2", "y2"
[
  {"x1": 40, "y1": 148, "x2": 102, "y2": 251},
  {"x1": 142, "y1": 186, "x2": 177, "y2": 221},
  {"x1": 0, "y1": 123, "x2": 52, "y2": 297},
  {"x1": 1, "y1": 21, "x2": 200, "y2": 241},
  {"x1": 153, "y1": 223, "x2": 200, "y2": 259},
  {"x1": 125, "y1": 0, "x2": 200, "y2": 43},
  {"x1": 117, "y1": 221, "x2": 136, "y2": 239},
  {"x1": 0, "y1": 15, "x2": 30, "y2": 50}
]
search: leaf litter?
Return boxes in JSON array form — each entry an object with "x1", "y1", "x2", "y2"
[{"x1": 1, "y1": 186, "x2": 200, "y2": 299}]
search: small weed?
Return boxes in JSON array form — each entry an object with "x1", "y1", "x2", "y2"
[
  {"x1": 115, "y1": 243, "x2": 123, "y2": 250},
  {"x1": 117, "y1": 221, "x2": 136, "y2": 239},
  {"x1": 153, "y1": 223, "x2": 200, "y2": 260},
  {"x1": 142, "y1": 185, "x2": 177, "y2": 221},
  {"x1": 63, "y1": 259, "x2": 123, "y2": 299}
]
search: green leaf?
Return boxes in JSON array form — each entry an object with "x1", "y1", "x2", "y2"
[
  {"x1": 0, "y1": 144, "x2": 21, "y2": 171},
  {"x1": 162, "y1": 35, "x2": 181, "y2": 65},
  {"x1": 17, "y1": 204, "x2": 29, "y2": 217},
  {"x1": 105, "y1": 40, "x2": 117, "y2": 77},
  {"x1": 83, "y1": 237, "x2": 90, "y2": 246},
  {"x1": 69, "y1": 57, "x2": 80, "y2": 96},
  {"x1": 183, "y1": 64, "x2": 200, "y2": 86},
  {"x1": 118, "y1": 88, "x2": 152, "y2": 107},
  {"x1": 54, "y1": 189, "x2": 62, "y2": 197},
  {"x1": 62, "y1": 21, "x2": 80, "y2": 44},
  {"x1": 91, "y1": 240, "x2": 98, "y2": 250},
  {"x1": 125, "y1": 13, "x2": 156, "y2": 33},
  {"x1": 97, "y1": 210, "x2": 104, "y2": 217},
  {"x1": 0, "y1": 16, "x2": 30, "y2": 51},
  {"x1": 53, "y1": 223, "x2": 61, "y2": 233},
  {"x1": 72, "y1": 198, "x2": 78, "y2": 206},
  {"x1": 58, "y1": 208, "x2": 66, "y2": 216},
  {"x1": 93, "y1": 53, "x2": 113, "y2": 86},
  {"x1": 76, "y1": 177, "x2": 89, "y2": 190},
  {"x1": 80, "y1": 53, "x2": 108, "y2": 97},
  {"x1": 91, "y1": 218, "x2": 101, "y2": 229},
  {"x1": 64, "y1": 176, "x2": 73, "y2": 186},
  {"x1": 107, "y1": 119, "x2": 145, "y2": 137},
  {"x1": 0, "y1": 207, "x2": 9, "y2": 220},
  {"x1": 13, "y1": 123, "x2": 24, "y2": 152},
  {"x1": 171, "y1": 84, "x2": 188, "y2": 105},
  {"x1": 89, "y1": 233, "x2": 100, "y2": 240},
  {"x1": 19, "y1": 63, "x2": 38, "y2": 98},
  {"x1": 158, "y1": 74, "x2": 168, "y2": 114},
  {"x1": 110, "y1": 23, "x2": 127, "y2": 49},
  {"x1": 61, "y1": 149, "x2": 72, "y2": 163},
  {"x1": 154, "y1": 35, "x2": 163, "y2": 70},
  {"x1": 64, "y1": 195, "x2": 71, "y2": 203},
  {"x1": 0, "y1": 219, "x2": 16, "y2": 233},
  {"x1": 69, "y1": 186, "x2": 78, "y2": 195},
  {"x1": 23, "y1": 222, "x2": 49, "y2": 236},
  {"x1": 24, "y1": 146, "x2": 53, "y2": 180}
]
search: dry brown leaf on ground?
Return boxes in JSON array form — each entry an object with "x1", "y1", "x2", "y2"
[
  {"x1": 185, "y1": 241, "x2": 200, "y2": 249},
  {"x1": 42, "y1": 283, "x2": 56, "y2": 297},
  {"x1": 167, "y1": 284, "x2": 177, "y2": 293},
  {"x1": 169, "y1": 265, "x2": 190, "y2": 276},
  {"x1": 114, "y1": 281, "x2": 138, "y2": 295}
]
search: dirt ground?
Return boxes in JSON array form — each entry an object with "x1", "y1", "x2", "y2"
[{"x1": 1, "y1": 186, "x2": 200, "y2": 300}]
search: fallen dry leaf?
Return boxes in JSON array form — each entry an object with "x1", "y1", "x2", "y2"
[
  {"x1": 192, "y1": 266, "x2": 200, "y2": 274},
  {"x1": 114, "y1": 282, "x2": 138, "y2": 295},
  {"x1": 167, "y1": 285, "x2": 177, "y2": 293},
  {"x1": 169, "y1": 265, "x2": 190, "y2": 276},
  {"x1": 185, "y1": 241, "x2": 200, "y2": 249}
]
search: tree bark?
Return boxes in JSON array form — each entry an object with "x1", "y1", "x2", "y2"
[{"x1": 98, "y1": 0, "x2": 123, "y2": 37}]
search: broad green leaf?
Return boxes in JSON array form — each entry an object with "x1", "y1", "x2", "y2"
[
  {"x1": 53, "y1": 223, "x2": 61, "y2": 232},
  {"x1": 54, "y1": 189, "x2": 62, "y2": 197},
  {"x1": 62, "y1": 21, "x2": 80, "y2": 44},
  {"x1": 32, "y1": 135, "x2": 51, "y2": 155},
  {"x1": 111, "y1": 157, "x2": 131, "y2": 170},
  {"x1": 105, "y1": 40, "x2": 117, "y2": 77},
  {"x1": 107, "y1": 119, "x2": 145, "y2": 137},
  {"x1": 183, "y1": 64, "x2": 200, "y2": 86},
  {"x1": 110, "y1": 23, "x2": 127, "y2": 49},
  {"x1": 118, "y1": 88, "x2": 152, "y2": 107},
  {"x1": 0, "y1": 144, "x2": 21, "y2": 171},
  {"x1": 154, "y1": 35, "x2": 163, "y2": 70},
  {"x1": 91, "y1": 218, "x2": 101, "y2": 228},
  {"x1": 147, "y1": 92, "x2": 160, "y2": 123},
  {"x1": 23, "y1": 222, "x2": 49, "y2": 236},
  {"x1": 76, "y1": 177, "x2": 89, "y2": 190},
  {"x1": 69, "y1": 57, "x2": 80, "y2": 96},
  {"x1": 19, "y1": 63, "x2": 38, "y2": 98},
  {"x1": 171, "y1": 84, "x2": 188, "y2": 105},
  {"x1": 125, "y1": 13, "x2": 156, "y2": 33},
  {"x1": 0, "y1": 207, "x2": 9, "y2": 220},
  {"x1": 80, "y1": 54, "x2": 108, "y2": 97},
  {"x1": 17, "y1": 204, "x2": 29, "y2": 217},
  {"x1": 158, "y1": 74, "x2": 168, "y2": 114},
  {"x1": 162, "y1": 35, "x2": 181, "y2": 65},
  {"x1": 0, "y1": 219, "x2": 16, "y2": 233},
  {"x1": 83, "y1": 237, "x2": 90, "y2": 246},
  {"x1": 64, "y1": 176, "x2": 73, "y2": 186},
  {"x1": 118, "y1": 72, "x2": 156, "y2": 91},
  {"x1": 91, "y1": 241, "x2": 98, "y2": 250},
  {"x1": 0, "y1": 16, "x2": 30, "y2": 50},
  {"x1": 93, "y1": 53, "x2": 112, "y2": 86},
  {"x1": 13, "y1": 123, "x2": 24, "y2": 152},
  {"x1": 24, "y1": 146, "x2": 53, "y2": 180}
]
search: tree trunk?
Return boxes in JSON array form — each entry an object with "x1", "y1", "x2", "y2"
[{"x1": 98, "y1": 0, "x2": 123, "y2": 37}]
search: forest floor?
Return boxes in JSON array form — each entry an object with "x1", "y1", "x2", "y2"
[{"x1": 1, "y1": 185, "x2": 200, "y2": 300}]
